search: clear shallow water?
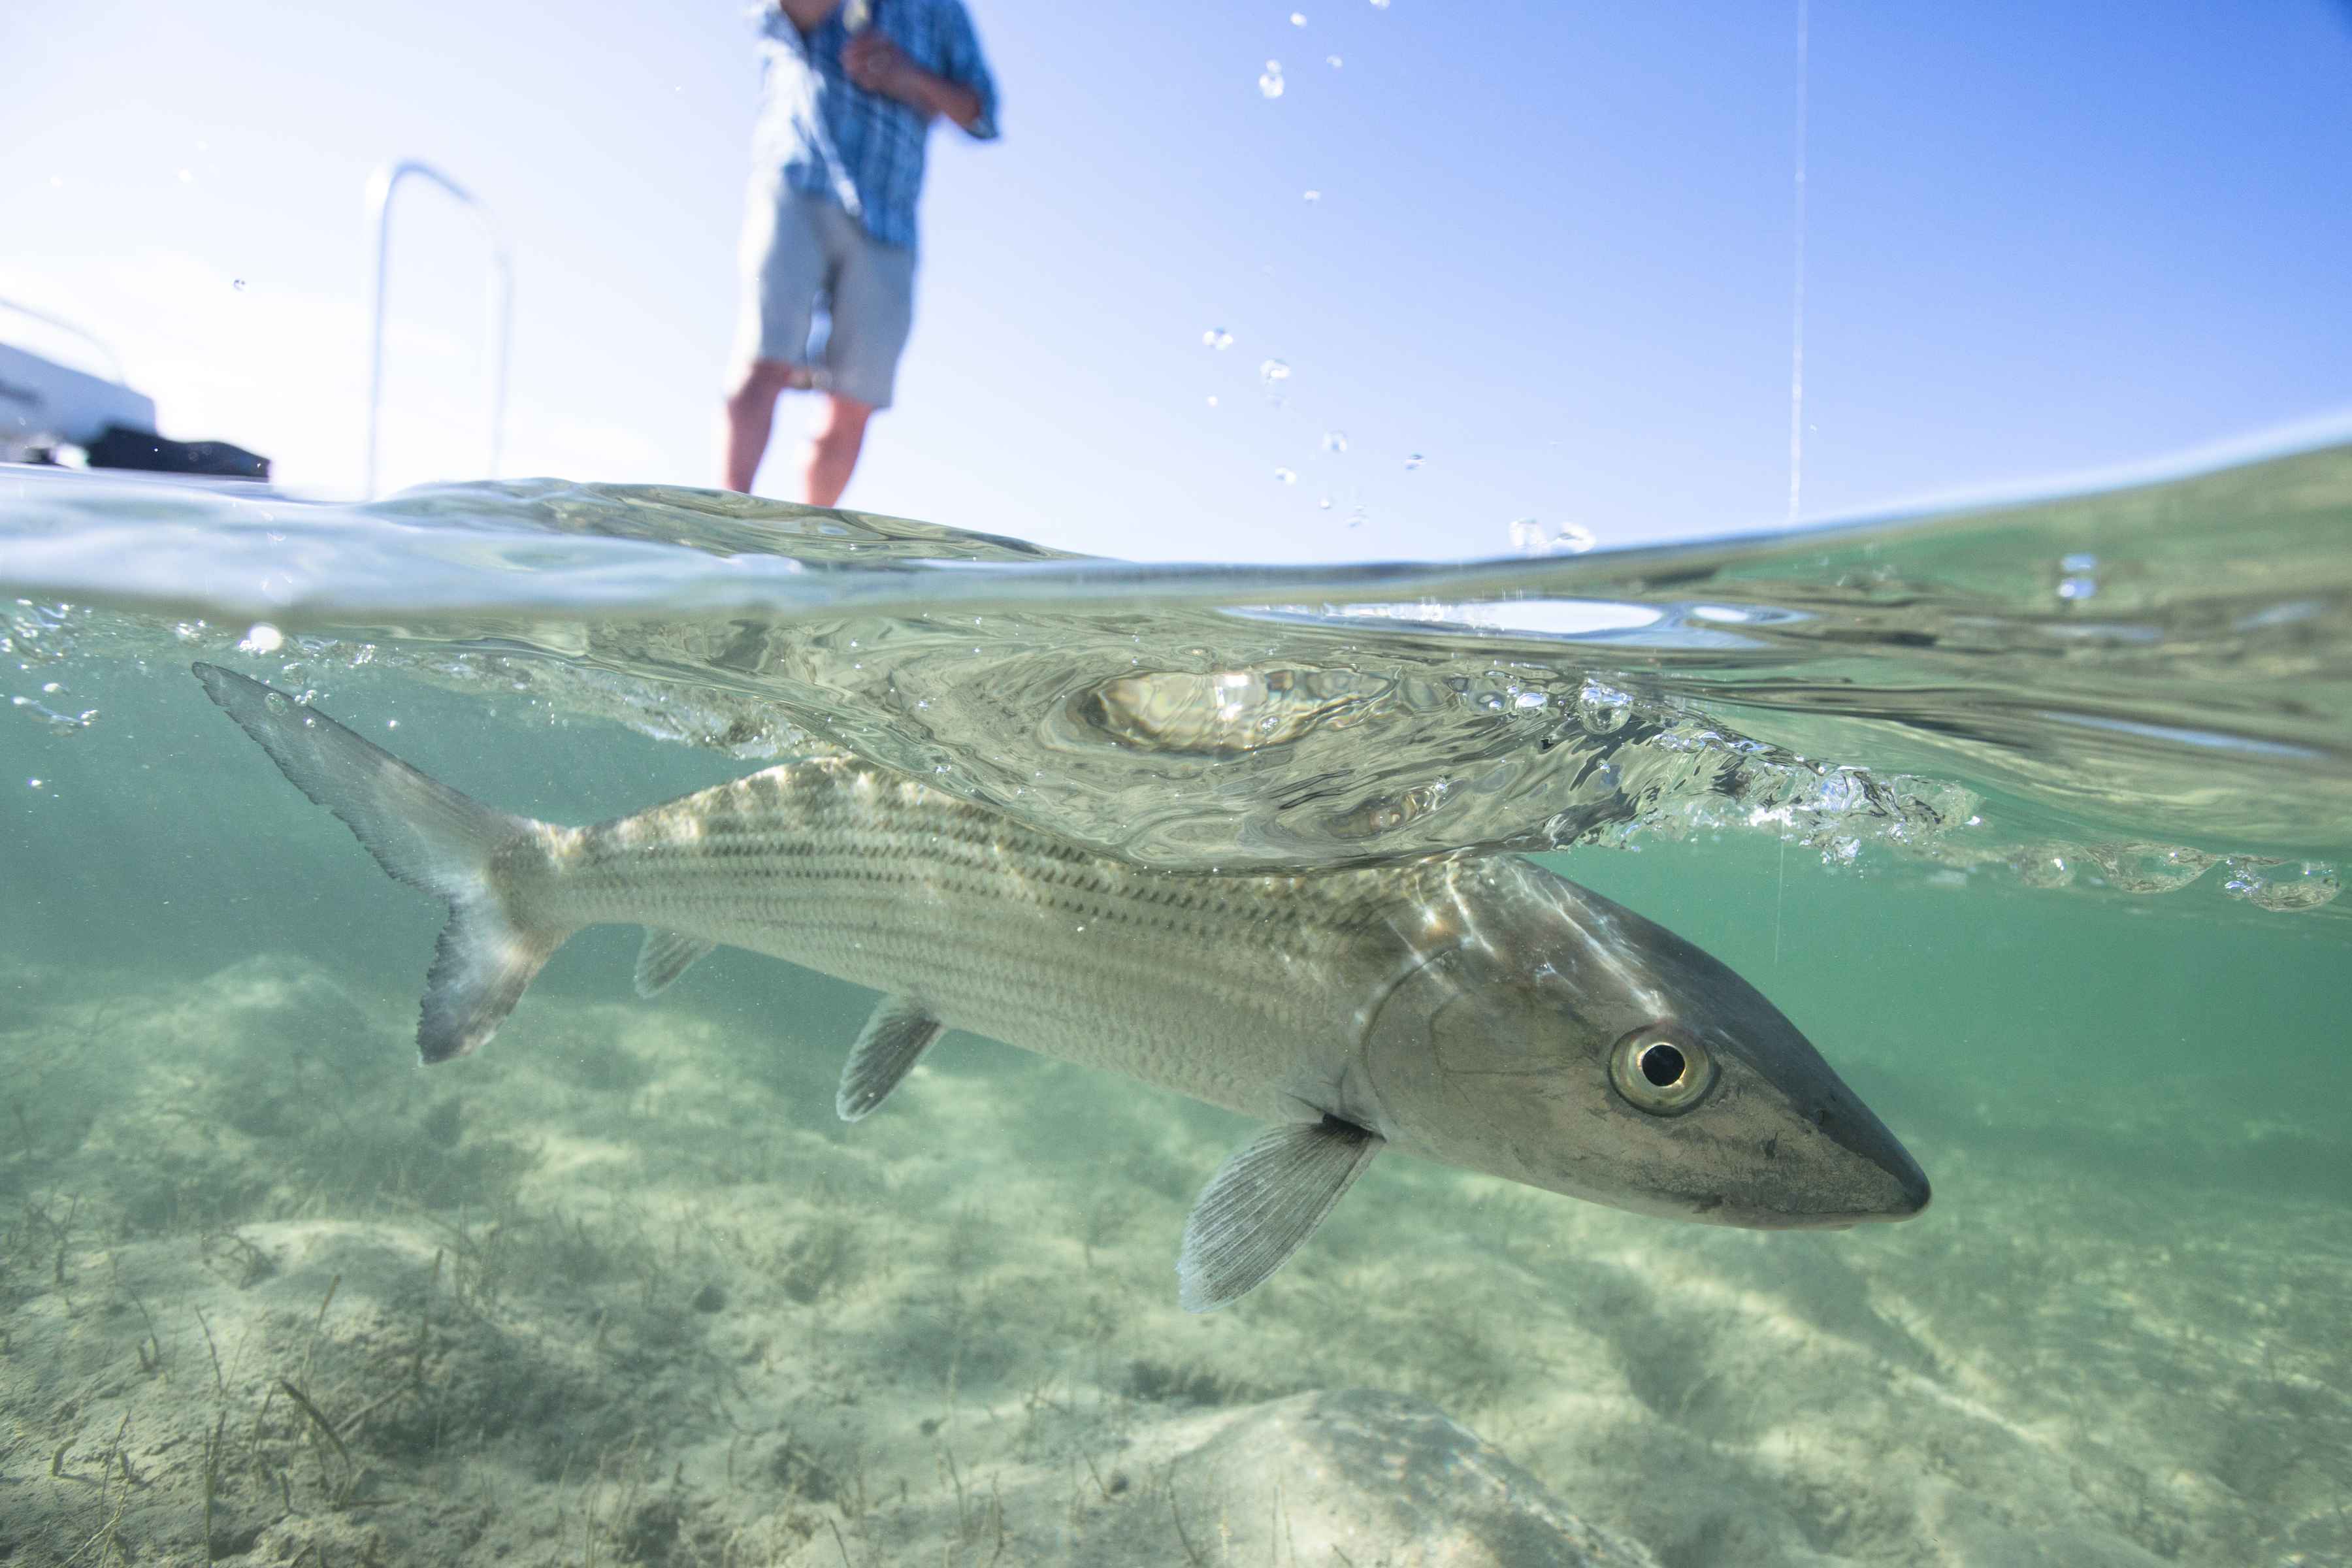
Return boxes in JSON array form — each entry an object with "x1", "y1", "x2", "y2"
[
  {"x1": 7, "y1": 436, "x2": 2351, "y2": 917},
  {"x1": 3, "y1": 450, "x2": 2350, "y2": 1567}
]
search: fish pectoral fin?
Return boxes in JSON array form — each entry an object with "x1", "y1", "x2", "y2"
[
  {"x1": 633, "y1": 929, "x2": 717, "y2": 998},
  {"x1": 1177, "y1": 1117, "x2": 1385, "y2": 1314},
  {"x1": 836, "y1": 994, "x2": 946, "y2": 1122}
]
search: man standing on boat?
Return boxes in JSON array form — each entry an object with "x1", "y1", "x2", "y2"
[{"x1": 721, "y1": 0, "x2": 1000, "y2": 504}]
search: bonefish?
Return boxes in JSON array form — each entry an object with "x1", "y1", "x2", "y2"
[{"x1": 193, "y1": 663, "x2": 1927, "y2": 1310}]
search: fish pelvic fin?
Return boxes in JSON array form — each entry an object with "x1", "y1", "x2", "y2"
[
  {"x1": 634, "y1": 929, "x2": 717, "y2": 998},
  {"x1": 1177, "y1": 1117, "x2": 1384, "y2": 1313},
  {"x1": 193, "y1": 662, "x2": 569, "y2": 1063},
  {"x1": 837, "y1": 994, "x2": 945, "y2": 1121}
]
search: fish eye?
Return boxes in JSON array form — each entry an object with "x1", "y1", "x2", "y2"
[{"x1": 1608, "y1": 1026, "x2": 1716, "y2": 1116}]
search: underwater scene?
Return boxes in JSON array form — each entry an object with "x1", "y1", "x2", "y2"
[{"x1": 4, "y1": 442, "x2": 2350, "y2": 1567}]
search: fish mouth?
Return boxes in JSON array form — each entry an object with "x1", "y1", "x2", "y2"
[
  {"x1": 1663, "y1": 1096, "x2": 1932, "y2": 1230},
  {"x1": 1763, "y1": 1173, "x2": 1930, "y2": 1228},
  {"x1": 1813, "y1": 1092, "x2": 1933, "y2": 1222},
  {"x1": 1684, "y1": 1182, "x2": 1929, "y2": 1230},
  {"x1": 1677, "y1": 1184, "x2": 1927, "y2": 1230},
  {"x1": 1876, "y1": 1147, "x2": 1933, "y2": 1220}
]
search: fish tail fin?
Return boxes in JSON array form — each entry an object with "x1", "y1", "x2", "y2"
[{"x1": 193, "y1": 662, "x2": 571, "y2": 1062}]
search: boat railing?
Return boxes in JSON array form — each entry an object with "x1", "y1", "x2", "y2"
[
  {"x1": 0, "y1": 295, "x2": 132, "y2": 385},
  {"x1": 362, "y1": 159, "x2": 513, "y2": 499}
]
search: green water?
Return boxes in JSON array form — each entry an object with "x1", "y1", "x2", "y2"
[{"x1": 5, "y1": 654, "x2": 2347, "y2": 1567}]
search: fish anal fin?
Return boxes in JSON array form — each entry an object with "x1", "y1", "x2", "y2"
[
  {"x1": 634, "y1": 928, "x2": 717, "y2": 998},
  {"x1": 837, "y1": 994, "x2": 945, "y2": 1121},
  {"x1": 1178, "y1": 1117, "x2": 1384, "y2": 1313}
]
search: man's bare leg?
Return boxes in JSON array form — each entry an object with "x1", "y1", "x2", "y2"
[
  {"x1": 803, "y1": 392, "x2": 875, "y2": 508},
  {"x1": 722, "y1": 359, "x2": 802, "y2": 493}
]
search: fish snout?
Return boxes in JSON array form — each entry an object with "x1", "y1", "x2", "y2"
[
  {"x1": 1800, "y1": 1090, "x2": 1931, "y2": 1225},
  {"x1": 1687, "y1": 1083, "x2": 1931, "y2": 1230},
  {"x1": 1874, "y1": 1141, "x2": 1933, "y2": 1221}
]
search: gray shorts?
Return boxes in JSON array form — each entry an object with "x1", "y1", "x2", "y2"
[{"x1": 734, "y1": 178, "x2": 917, "y2": 410}]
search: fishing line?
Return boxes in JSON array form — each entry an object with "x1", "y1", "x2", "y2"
[
  {"x1": 1786, "y1": 0, "x2": 1810, "y2": 525},
  {"x1": 1774, "y1": 834, "x2": 1788, "y2": 970}
]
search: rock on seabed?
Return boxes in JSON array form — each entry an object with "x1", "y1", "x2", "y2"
[{"x1": 1166, "y1": 1388, "x2": 1661, "y2": 1568}]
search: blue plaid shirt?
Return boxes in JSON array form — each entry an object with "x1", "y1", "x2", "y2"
[{"x1": 753, "y1": 0, "x2": 1000, "y2": 251}]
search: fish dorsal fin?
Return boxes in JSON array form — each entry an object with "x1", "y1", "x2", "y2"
[
  {"x1": 634, "y1": 929, "x2": 717, "y2": 998},
  {"x1": 1178, "y1": 1118, "x2": 1384, "y2": 1313},
  {"x1": 837, "y1": 994, "x2": 945, "y2": 1121}
]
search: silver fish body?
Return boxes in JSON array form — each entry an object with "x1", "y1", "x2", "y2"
[
  {"x1": 194, "y1": 663, "x2": 1927, "y2": 1309},
  {"x1": 518, "y1": 759, "x2": 1403, "y2": 1124}
]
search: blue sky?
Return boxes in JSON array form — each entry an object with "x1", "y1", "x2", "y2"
[{"x1": 5, "y1": 1, "x2": 2348, "y2": 563}]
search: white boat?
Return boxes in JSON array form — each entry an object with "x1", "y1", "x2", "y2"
[{"x1": 1, "y1": 297, "x2": 269, "y2": 478}]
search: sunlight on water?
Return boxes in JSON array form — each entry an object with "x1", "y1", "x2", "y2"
[
  {"x1": 3, "y1": 442, "x2": 2350, "y2": 1568},
  {"x1": 6, "y1": 437, "x2": 2350, "y2": 913}
]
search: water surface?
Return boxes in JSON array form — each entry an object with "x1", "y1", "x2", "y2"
[{"x1": 2, "y1": 448, "x2": 2347, "y2": 1566}]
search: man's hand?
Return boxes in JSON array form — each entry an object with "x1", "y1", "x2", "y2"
[{"x1": 842, "y1": 29, "x2": 988, "y2": 131}]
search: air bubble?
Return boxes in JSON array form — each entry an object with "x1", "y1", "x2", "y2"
[
  {"x1": 2219, "y1": 858, "x2": 2341, "y2": 913},
  {"x1": 2084, "y1": 842, "x2": 2214, "y2": 895},
  {"x1": 1258, "y1": 61, "x2": 1285, "y2": 97},
  {"x1": 1575, "y1": 679, "x2": 1633, "y2": 735},
  {"x1": 1273, "y1": 467, "x2": 1297, "y2": 485},
  {"x1": 1259, "y1": 359, "x2": 1290, "y2": 385},
  {"x1": 264, "y1": 691, "x2": 291, "y2": 715},
  {"x1": 1814, "y1": 770, "x2": 1864, "y2": 813},
  {"x1": 240, "y1": 623, "x2": 285, "y2": 653},
  {"x1": 2011, "y1": 848, "x2": 2077, "y2": 889},
  {"x1": 1201, "y1": 328, "x2": 1233, "y2": 349},
  {"x1": 3, "y1": 702, "x2": 69, "y2": 742},
  {"x1": 1302, "y1": 189, "x2": 1321, "y2": 203},
  {"x1": 1403, "y1": 453, "x2": 1424, "y2": 470},
  {"x1": 1327, "y1": 54, "x2": 1343, "y2": 67},
  {"x1": 2055, "y1": 553, "x2": 2099, "y2": 602},
  {"x1": 1290, "y1": 10, "x2": 1306, "y2": 24}
]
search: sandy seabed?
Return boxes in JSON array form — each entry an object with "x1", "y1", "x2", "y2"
[{"x1": 3, "y1": 951, "x2": 2348, "y2": 1568}]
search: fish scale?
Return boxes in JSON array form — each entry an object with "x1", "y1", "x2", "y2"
[{"x1": 511, "y1": 757, "x2": 1401, "y2": 1119}]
